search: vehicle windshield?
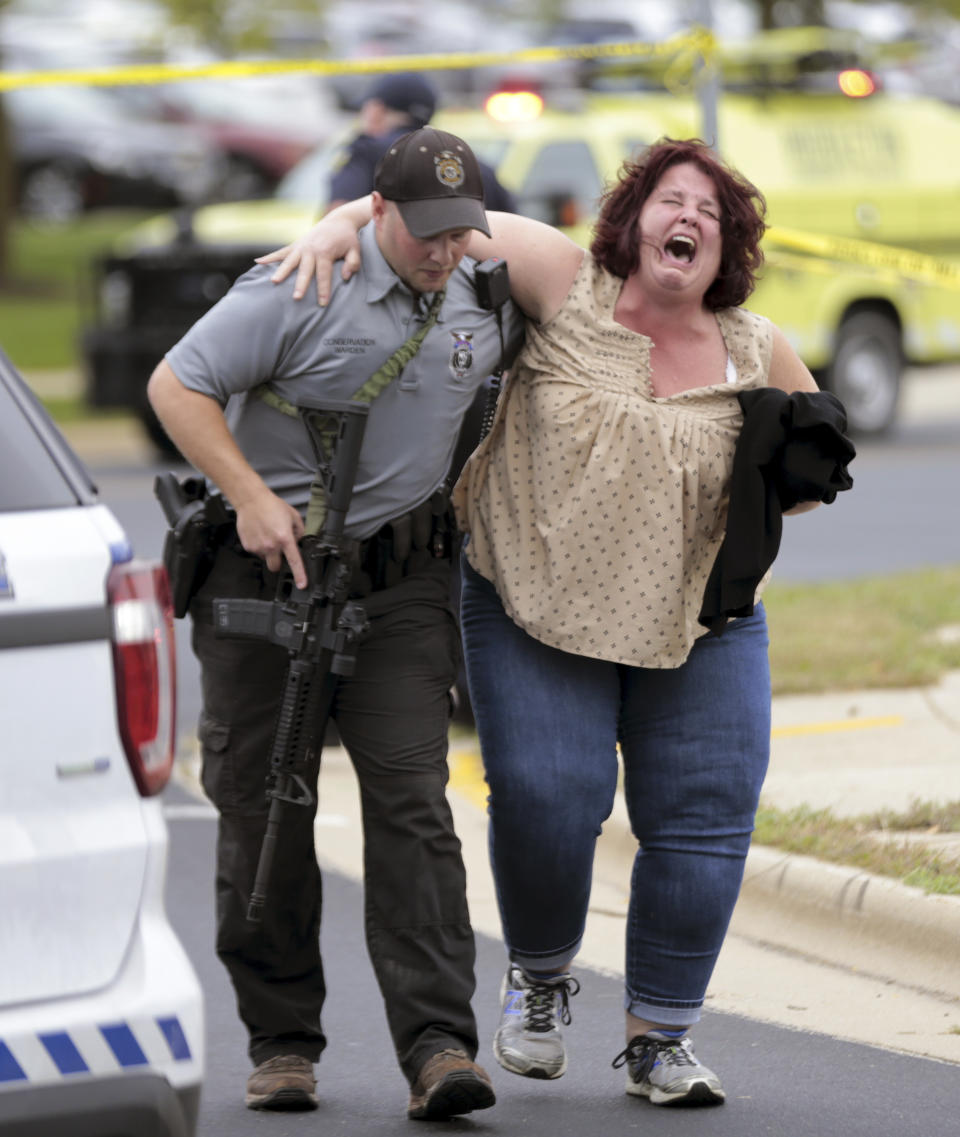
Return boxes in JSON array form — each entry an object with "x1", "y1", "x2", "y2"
[
  {"x1": 0, "y1": 363, "x2": 80, "y2": 511},
  {"x1": 274, "y1": 139, "x2": 344, "y2": 203}
]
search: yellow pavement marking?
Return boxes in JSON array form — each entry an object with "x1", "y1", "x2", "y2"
[
  {"x1": 771, "y1": 714, "x2": 904, "y2": 738},
  {"x1": 449, "y1": 714, "x2": 905, "y2": 803},
  {"x1": 448, "y1": 748, "x2": 489, "y2": 811}
]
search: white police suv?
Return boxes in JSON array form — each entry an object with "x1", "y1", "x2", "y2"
[{"x1": 0, "y1": 349, "x2": 203, "y2": 1135}]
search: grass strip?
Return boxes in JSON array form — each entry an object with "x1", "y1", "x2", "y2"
[
  {"x1": 764, "y1": 569, "x2": 960, "y2": 693},
  {"x1": 754, "y1": 799, "x2": 960, "y2": 895},
  {"x1": 0, "y1": 211, "x2": 151, "y2": 371}
]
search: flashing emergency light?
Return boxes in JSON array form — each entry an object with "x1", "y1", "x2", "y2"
[
  {"x1": 484, "y1": 89, "x2": 544, "y2": 123},
  {"x1": 838, "y1": 69, "x2": 876, "y2": 98}
]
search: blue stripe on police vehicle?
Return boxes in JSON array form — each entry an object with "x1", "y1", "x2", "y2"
[{"x1": 0, "y1": 1015, "x2": 193, "y2": 1084}]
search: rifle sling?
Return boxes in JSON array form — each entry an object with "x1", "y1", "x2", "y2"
[{"x1": 253, "y1": 288, "x2": 446, "y2": 535}]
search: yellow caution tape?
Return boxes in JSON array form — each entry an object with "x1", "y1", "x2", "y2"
[
  {"x1": 663, "y1": 28, "x2": 718, "y2": 96},
  {"x1": 0, "y1": 29, "x2": 715, "y2": 91},
  {"x1": 10, "y1": 27, "x2": 955, "y2": 294},
  {"x1": 766, "y1": 225, "x2": 960, "y2": 291}
]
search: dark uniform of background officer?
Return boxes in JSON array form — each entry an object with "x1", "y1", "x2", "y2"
[
  {"x1": 328, "y1": 71, "x2": 517, "y2": 217},
  {"x1": 147, "y1": 128, "x2": 523, "y2": 1122}
]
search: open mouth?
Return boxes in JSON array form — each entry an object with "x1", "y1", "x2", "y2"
[{"x1": 664, "y1": 234, "x2": 696, "y2": 263}]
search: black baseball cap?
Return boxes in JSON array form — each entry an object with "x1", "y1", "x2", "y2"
[
  {"x1": 374, "y1": 127, "x2": 491, "y2": 239},
  {"x1": 365, "y1": 72, "x2": 437, "y2": 128}
]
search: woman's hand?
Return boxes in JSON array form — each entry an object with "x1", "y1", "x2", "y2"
[{"x1": 255, "y1": 221, "x2": 362, "y2": 305}]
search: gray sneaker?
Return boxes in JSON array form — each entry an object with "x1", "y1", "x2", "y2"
[
  {"x1": 493, "y1": 965, "x2": 580, "y2": 1079},
  {"x1": 613, "y1": 1032, "x2": 725, "y2": 1106}
]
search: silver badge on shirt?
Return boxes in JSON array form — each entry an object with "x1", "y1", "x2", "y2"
[{"x1": 449, "y1": 330, "x2": 474, "y2": 381}]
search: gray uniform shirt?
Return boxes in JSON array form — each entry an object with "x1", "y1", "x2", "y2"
[{"x1": 166, "y1": 222, "x2": 523, "y2": 538}]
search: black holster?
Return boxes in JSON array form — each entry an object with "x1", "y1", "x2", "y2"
[{"x1": 154, "y1": 473, "x2": 234, "y2": 618}]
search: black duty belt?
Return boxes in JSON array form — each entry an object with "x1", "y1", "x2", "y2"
[
  {"x1": 352, "y1": 488, "x2": 455, "y2": 596},
  {"x1": 206, "y1": 489, "x2": 455, "y2": 598}
]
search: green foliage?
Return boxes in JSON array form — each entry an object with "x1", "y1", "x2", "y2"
[
  {"x1": 754, "y1": 1, "x2": 826, "y2": 31},
  {"x1": 753, "y1": 802, "x2": 960, "y2": 894},
  {"x1": 865, "y1": 0, "x2": 960, "y2": 21},
  {"x1": 0, "y1": 212, "x2": 152, "y2": 371},
  {"x1": 154, "y1": 0, "x2": 329, "y2": 55},
  {"x1": 869, "y1": 800, "x2": 960, "y2": 834},
  {"x1": 752, "y1": 0, "x2": 960, "y2": 31}
]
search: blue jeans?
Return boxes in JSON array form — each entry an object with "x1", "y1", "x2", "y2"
[{"x1": 460, "y1": 558, "x2": 771, "y2": 1027}]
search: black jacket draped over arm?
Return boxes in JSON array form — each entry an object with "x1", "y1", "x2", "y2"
[{"x1": 698, "y1": 388, "x2": 856, "y2": 635}]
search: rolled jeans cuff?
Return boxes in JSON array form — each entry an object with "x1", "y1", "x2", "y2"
[
  {"x1": 623, "y1": 990, "x2": 702, "y2": 1028},
  {"x1": 509, "y1": 942, "x2": 581, "y2": 974}
]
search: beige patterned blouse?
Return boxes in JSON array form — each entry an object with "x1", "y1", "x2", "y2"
[{"x1": 453, "y1": 253, "x2": 775, "y2": 669}]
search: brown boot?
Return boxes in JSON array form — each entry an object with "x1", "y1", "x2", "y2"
[
  {"x1": 245, "y1": 1054, "x2": 318, "y2": 1111},
  {"x1": 407, "y1": 1048, "x2": 495, "y2": 1121}
]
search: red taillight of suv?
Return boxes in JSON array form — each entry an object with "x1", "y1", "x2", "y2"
[{"x1": 108, "y1": 561, "x2": 177, "y2": 796}]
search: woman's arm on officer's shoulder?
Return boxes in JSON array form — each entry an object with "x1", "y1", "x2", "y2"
[
  {"x1": 256, "y1": 196, "x2": 373, "y2": 305},
  {"x1": 470, "y1": 212, "x2": 584, "y2": 324},
  {"x1": 256, "y1": 198, "x2": 584, "y2": 323}
]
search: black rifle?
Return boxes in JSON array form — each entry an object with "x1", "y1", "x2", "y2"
[{"x1": 211, "y1": 400, "x2": 370, "y2": 923}]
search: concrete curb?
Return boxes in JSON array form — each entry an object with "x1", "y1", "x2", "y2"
[
  {"x1": 595, "y1": 785, "x2": 960, "y2": 1003},
  {"x1": 737, "y1": 844, "x2": 960, "y2": 1001}
]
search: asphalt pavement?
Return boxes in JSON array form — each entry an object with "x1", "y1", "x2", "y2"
[{"x1": 41, "y1": 365, "x2": 960, "y2": 1069}]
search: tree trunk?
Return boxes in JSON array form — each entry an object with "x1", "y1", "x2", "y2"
[
  {"x1": 0, "y1": 0, "x2": 13, "y2": 284},
  {"x1": 0, "y1": 92, "x2": 14, "y2": 285}
]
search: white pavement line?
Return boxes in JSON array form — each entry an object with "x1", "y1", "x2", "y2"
[{"x1": 163, "y1": 803, "x2": 217, "y2": 821}]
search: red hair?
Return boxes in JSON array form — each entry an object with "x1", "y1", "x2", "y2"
[{"x1": 590, "y1": 138, "x2": 767, "y2": 310}]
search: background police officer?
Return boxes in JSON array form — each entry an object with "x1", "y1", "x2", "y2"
[
  {"x1": 328, "y1": 71, "x2": 517, "y2": 216},
  {"x1": 147, "y1": 128, "x2": 523, "y2": 1122}
]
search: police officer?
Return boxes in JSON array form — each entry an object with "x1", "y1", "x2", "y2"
[
  {"x1": 328, "y1": 73, "x2": 518, "y2": 715},
  {"x1": 328, "y1": 71, "x2": 517, "y2": 215},
  {"x1": 147, "y1": 128, "x2": 523, "y2": 1121}
]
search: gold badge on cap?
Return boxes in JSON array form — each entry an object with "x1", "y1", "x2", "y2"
[{"x1": 434, "y1": 151, "x2": 465, "y2": 189}]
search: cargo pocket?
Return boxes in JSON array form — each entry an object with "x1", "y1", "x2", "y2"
[{"x1": 197, "y1": 710, "x2": 236, "y2": 814}]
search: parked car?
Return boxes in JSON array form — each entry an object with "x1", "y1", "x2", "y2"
[
  {"x1": 0, "y1": 349, "x2": 204, "y2": 1135},
  {"x1": 6, "y1": 84, "x2": 226, "y2": 222},
  {"x1": 110, "y1": 75, "x2": 334, "y2": 201},
  {"x1": 321, "y1": 0, "x2": 503, "y2": 107}
]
